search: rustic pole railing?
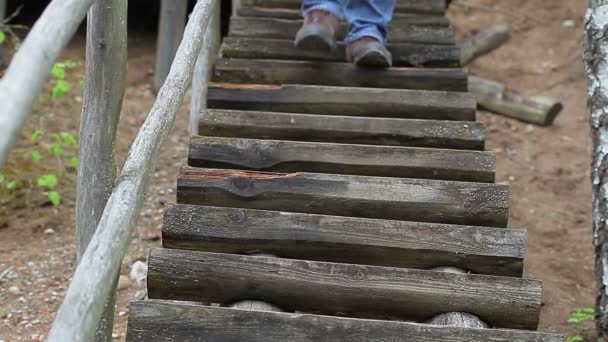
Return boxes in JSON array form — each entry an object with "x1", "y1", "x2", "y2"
[
  {"x1": 76, "y1": 0, "x2": 128, "y2": 341},
  {"x1": 154, "y1": 0, "x2": 188, "y2": 91},
  {"x1": 0, "y1": 0, "x2": 98, "y2": 168},
  {"x1": 48, "y1": 0, "x2": 219, "y2": 341}
]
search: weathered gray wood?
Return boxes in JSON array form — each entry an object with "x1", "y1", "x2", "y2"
[
  {"x1": 469, "y1": 76, "x2": 562, "y2": 126},
  {"x1": 229, "y1": 300, "x2": 284, "y2": 312},
  {"x1": 228, "y1": 16, "x2": 455, "y2": 45},
  {"x1": 146, "y1": 249, "x2": 540, "y2": 329},
  {"x1": 47, "y1": 1, "x2": 219, "y2": 341},
  {"x1": 212, "y1": 59, "x2": 467, "y2": 91},
  {"x1": 236, "y1": 6, "x2": 451, "y2": 25},
  {"x1": 238, "y1": 0, "x2": 448, "y2": 14},
  {"x1": 177, "y1": 167, "x2": 509, "y2": 227},
  {"x1": 162, "y1": 204, "x2": 525, "y2": 276},
  {"x1": 190, "y1": 0, "x2": 221, "y2": 135},
  {"x1": 75, "y1": 1, "x2": 128, "y2": 341},
  {"x1": 188, "y1": 136, "x2": 495, "y2": 182},
  {"x1": 199, "y1": 109, "x2": 485, "y2": 150},
  {"x1": 126, "y1": 300, "x2": 563, "y2": 342},
  {"x1": 458, "y1": 24, "x2": 510, "y2": 66},
  {"x1": 0, "y1": 0, "x2": 99, "y2": 168},
  {"x1": 207, "y1": 84, "x2": 476, "y2": 121},
  {"x1": 220, "y1": 37, "x2": 462, "y2": 67},
  {"x1": 154, "y1": 0, "x2": 188, "y2": 91},
  {"x1": 584, "y1": 3, "x2": 608, "y2": 340}
]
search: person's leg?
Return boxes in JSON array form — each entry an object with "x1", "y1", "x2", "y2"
[
  {"x1": 344, "y1": 0, "x2": 394, "y2": 67},
  {"x1": 295, "y1": 0, "x2": 344, "y2": 51}
]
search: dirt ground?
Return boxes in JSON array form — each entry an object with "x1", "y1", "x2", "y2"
[{"x1": 0, "y1": 0, "x2": 595, "y2": 340}]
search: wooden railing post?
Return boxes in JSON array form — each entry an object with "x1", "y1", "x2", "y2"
[
  {"x1": 232, "y1": 0, "x2": 241, "y2": 16},
  {"x1": 76, "y1": 0, "x2": 128, "y2": 341},
  {"x1": 154, "y1": 0, "x2": 188, "y2": 91},
  {"x1": 190, "y1": 0, "x2": 220, "y2": 135},
  {"x1": 48, "y1": 1, "x2": 218, "y2": 340}
]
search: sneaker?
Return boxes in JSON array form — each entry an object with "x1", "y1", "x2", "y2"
[
  {"x1": 295, "y1": 10, "x2": 340, "y2": 52},
  {"x1": 346, "y1": 37, "x2": 393, "y2": 68}
]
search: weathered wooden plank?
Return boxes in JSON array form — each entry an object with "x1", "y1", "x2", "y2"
[
  {"x1": 228, "y1": 16, "x2": 455, "y2": 45},
  {"x1": 236, "y1": 6, "x2": 451, "y2": 25},
  {"x1": 238, "y1": 0, "x2": 448, "y2": 15},
  {"x1": 126, "y1": 301, "x2": 563, "y2": 342},
  {"x1": 162, "y1": 204, "x2": 524, "y2": 276},
  {"x1": 212, "y1": 59, "x2": 467, "y2": 91},
  {"x1": 146, "y1": 249, "x2": 540, "y2": 329},
  {"x1": 188, "y1": 136, "x2": 495, "y2": 182},
  {"x1": 220, "y1": 37, "x2": 461, "y2": 67},
  {"x1": 199, "y1": 110, "x2": 485, "y2": 150},
  {"x1": 177, "y1": 167, "x2": 509, "y2": 227},
  {"x1": 207, "y1": 84, "x2": 476, "y2": 121}
]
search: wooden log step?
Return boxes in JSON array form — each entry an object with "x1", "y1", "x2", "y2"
[
  {"x1": 207, "y1": 84, "x2": 476, "y2": 121},
  {"x1": 212, "y1": 59, "x2": 468, "y2": 91},
  {"x1": 177, "y1": 167, "x2": 509, "y2": 227},
  {"x1": 228, "y1": 16, "x2": 455, "y2": 45},
  {"x1": 238, "y1": 0, "x2": 448, "y2": 15},
  {"x1": 221, "y1": 37, "x2": 461, "y2": 67},
  {"x1": 162, "y1": 204, "x2": 525, "y2": 276},
  {"x1": 188, "y1": 136, "x2": 495, "y2": 182},
  {"x1": 127, "y1": 300, "x2": 563, "y2": 342},
  {"x1": 236, "y1": 6, "x2": 451, "y2": 26},
  {"x1": 146, "y1": 249, "x2": 541, "y2": 329},
  {"x1": 199, "y1": 110, "x2": 485, "y2": 150}
]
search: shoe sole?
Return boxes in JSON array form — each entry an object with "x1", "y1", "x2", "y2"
[
  {"x1": 295, "y1": 25, "x2": 336, "y2": 52},
  {"x1": 354, "y1": 49, "x2": 393, "y2": 68}
]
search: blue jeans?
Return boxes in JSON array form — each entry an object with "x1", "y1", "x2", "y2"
[{"x1": 302, "y1": 0, "x2": 395, "y2": 44}]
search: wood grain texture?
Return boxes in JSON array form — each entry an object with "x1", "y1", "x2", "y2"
[
  {"x1": 162, "y1": 204, "x2": 524, "y2": 276},
  {"x1": 228, "y1": 16, "x2": 455, "y2": 45},
  {"x1": 212, "y1": 58, "x2": 467, "y2": 91},
  {"x1": 207, "y1": 84, "x2": 476, "y2": 121},
  {"x1": 146, "y1": 249, "x2": 541, "y2": 329},
  {"x1": 220, "y1": 37, "x2": 462, "y2": 67},
  {"x1": 236, "y1": 6, "x2": 450, "y2": 25},
  {"x1": 176, "y1": 167, "x2": 509, "y2": 227},
  {"x1": 238, "y1": 0, "x2": 448, "y2": 14},
  {"x1": 188, "y1": 136, "x2": 495, "y2": 182},
  {"x1": 199, "y1": 109, "x2": 485, "y2": 150},
  {"x1": 126, "y1": 301, "x2": 563, "y2": 342}
]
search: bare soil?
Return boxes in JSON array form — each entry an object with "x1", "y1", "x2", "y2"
[{"x1": 0, "y1": 0, "x2": 595, "y2": 340}]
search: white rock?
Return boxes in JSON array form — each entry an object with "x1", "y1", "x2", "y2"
[
  {"x1": 129, "y1": 261, "x2": 148, "y2": 286},
  {"x1": 117, "y1": 275, "x2": 132, "y2": 291},
  {"x1": 562, "y1": 19, "x2": 575, "y2": 28},
  {"x1": 8, "y1": 286, "x2": 21, "y2": 296},
  {"x1": 44, "y1": 228, "x2": 55, "y2": 235}
]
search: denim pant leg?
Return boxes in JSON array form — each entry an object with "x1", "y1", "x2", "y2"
[
  {"x1": 344, "y1": 0, "x2": 394, "y2": 44},
  {"x1": 301, "y1": 0, "x2": 345, "y2": 20}
]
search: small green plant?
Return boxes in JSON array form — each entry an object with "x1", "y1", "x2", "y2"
[
  {"x1": 0, "y1": 30, "x2": 6, "y2": 45},
  {"x1": 50, "y1": 60, "x2": 77, "y2": 99},
  {"x1": 566, "y1": 307, "x2": 595, "y2": 342}
]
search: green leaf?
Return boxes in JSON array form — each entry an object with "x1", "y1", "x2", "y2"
[
  {"x1": 52, "y1": 79, "x2": 71, "y2": 99},
  {"x1": 566, "y1": 335, "x2": 584, "y2": 342},
  {"x1": 51, "y1": 143, "x2": 63, "y2": 157},
  {"x1": 68, "y1": 156, "x2": 79, "y2": 169},
  {"x1": 51, "y1": 63, "x2": 66, "y2": 79},
  {"x1": 0, "y1": 31, "x2": 6, "y2": 44},
  {"x1": 0, "y1": 174, "x2": 4, "y2": 183},
  {"x1": 31, "y1": 129, "x2": 44, "y2": 141},
  {"x1": 47, "y1": 191, "x2": 61, "y2": 206},
  {"x1": 60, "y1": 132, "x2": 77, "y2": 147},
  {"x1": 31, "y1": 150, "x2": 42, "y2": 164},
  {"x1": 37, "y1": 174, "x2": 58, "y2": 189},
  {"x1": 7, "y1": 180, "x2": 17, "y2": 190}
]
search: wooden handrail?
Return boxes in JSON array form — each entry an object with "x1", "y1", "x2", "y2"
[
  {"x1": 0, "y1": 0, "x2": 98, "y2": 168},
  {"x1": 47, "y1": 0, "x2": 220, "y2": 340}
]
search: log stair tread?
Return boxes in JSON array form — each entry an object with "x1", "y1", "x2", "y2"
[
  {"x1": 188, "y1": 135, "x2": 495, "y2": 182},
  {"x1": 199, "y1": 109, "x2": 486, "y2": 150},
  {"x1": 213, "y1": 58, "x2": 468, "y2": 91},
  {"x1": 162, "y1": 204, "x2": 524, "y2": 276},
  {"x1": 146, "y1": 249, "x2": 541, "y2": 330},
  {"x1": 126, "y1": 2, "x2": 563, "y2": 340},
  {"x1": 228, "y1": 16, "x2": 455, "y2": 45}
]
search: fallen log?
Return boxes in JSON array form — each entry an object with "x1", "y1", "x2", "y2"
[
  {"x1": 468, "y1": 76, "x2": 563, "y2": 126},
  {"x1": 458, "y1": 24, "x2": 510, "y2": 66}
]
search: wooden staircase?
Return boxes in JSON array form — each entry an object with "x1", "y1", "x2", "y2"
[{"x1": 125, "y1": 1, "x2": 563, "y2": 341}]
